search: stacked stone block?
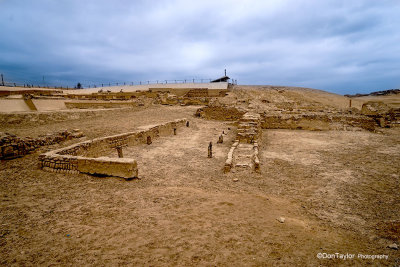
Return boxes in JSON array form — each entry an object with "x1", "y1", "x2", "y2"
[
  {"x1": 0, "y1": 129, "x2": 84, "y2": 160},
  {"x1": 225, "y1": 112, "x2": 262, "y2": 173},
  {"x1": 39, "y1": 119, "x2": 187, "y2": 179}
]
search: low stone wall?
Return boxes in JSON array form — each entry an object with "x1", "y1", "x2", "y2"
[
  {"x1": 360, "y1": 101, "x2": 400, "y2": 128},
  {"x1": 0, "y1": 108, "x2": 131, "y2": 125},
  {"x1": 195, "y1": 106, "x2": 245, "y2": 121},
  {"x1": 39, "y1": 119, "x2": 188, "y2": 179},
  {"x1": 261, "y1": 113, "x2": 377, "y2": 131},
  {"x1": 224, "y1": 140, "x2": 238, "y2": 173},
  {"x1": 224, "y1": 112, "x2": 262, "y2": 173},
  {"x1": 64, "y1": 91, "x2": 158, "y2": 100},
  {"x1": 65, "y1": 101, "x2": 139, "y2": 109},
  {"x1": 0, "y1": 130, "x2": 84, "y2": 160}
]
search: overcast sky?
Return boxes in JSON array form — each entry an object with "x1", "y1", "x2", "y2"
[{"x1": 1, "y1": 0, "x2": 399, "y2": 94}]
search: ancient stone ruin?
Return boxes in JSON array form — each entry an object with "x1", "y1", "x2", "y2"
[
  {"x1": 361, "y1": 101, "x2": 400, "y2": 128},
  {"x1": 38, "y1": 119, "x2": 187, "y2": 179},
  {"x1": 0, "y1": 130, "x2": 84, "y2": 160},
  {"x1": 225, "y1": 112, "x2": 261, "y2": 173}
]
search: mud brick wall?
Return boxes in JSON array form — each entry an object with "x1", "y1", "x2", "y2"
[
  {"x1": 0, "y1": 130, "x2": 84, "y2": 160},
  {"x1": 38, "y1": 118, "x2": 188, "y2": 179},
  {"x1": 236, "y1": 113, "x2": 262, "y2": 144},
  {"x1": 181, "y1": 97, "x2": 210, "y2": 106},
  {"x1": 65, "y1": 101, "x2": 139, "y2": 109},
  {"x1": 184, "y1": 89, "x2": 209, "y2": 97},
  {"x1": 39, "y1": 154, "x2": 79, "y2": 174},
  {"x1": 0, "y1": 108, "x2": 131, "y2": 126},
  {"x1": 195, "y1": 106, "x2": 246, "y2": 121},
  {"x1": 261, "y1": 114, "x2": 377, "y2": 131},
  {"x1": 65, "y1": 91, "x2": 158, "y2": 100}
]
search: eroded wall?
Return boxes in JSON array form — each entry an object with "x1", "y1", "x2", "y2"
[{"x1": 38, "y1": 119, "x2": 188, "y2": 179}]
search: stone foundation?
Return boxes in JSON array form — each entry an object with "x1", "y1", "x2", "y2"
[
  {"x1": 225, "y1": 112, "x2": 261, "y2": 173},
  {"x1": 261, "y1": 113, "x2": 377, "y2": 131},
  {"x1": 65, "y1": 101, "x2": 139, "y2": 109},
  {"x1": 0, "y1": 108, "x2": 131, "y2": 125},
  {"x1": 195, "y1": 106, "x2": 245, "y2": 121},
  {"x1": 0, "y1": 130, "x2": 84, "y2": 160},
  {"x1": 38, "y1": 119, "x2": 188, "y2": 179}
]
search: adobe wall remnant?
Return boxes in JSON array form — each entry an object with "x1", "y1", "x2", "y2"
[
  {"x1": 0, "y1": 129, "x2": 84, "y2": 160},
  {"x1": 225, "y1": 112, "x2": 261, "y2": 173},
  {"x1": 38, "y1": 119, "x2": 188, "y2": 179},
  {"x1": 77, "y1": 157, "x2": 137, "y2": 178},
  {"x1": 64, "y1": 91, "x2": 158, "y2": 101},
  {"x1": 63, "y1": 88, "x2": 228, "y2": 106},
  {"x1": 361, "y1": 101, "x2": 400, "y2": 128},
  {"x1": 0, "y1": 108, "x2": 131, "y2": 126},
  {"x1": 65, "y1": 101, "x2": 140, "y2": 109},
  {"x1": 0, "y1": 89, "x2": 62, "y2": 97},
  {"x1": 261, "y1": 113, "x2": 377, "y2": 131},
  {"x1": 195, "y1": 106, "x2": 245, "y2": 121}
]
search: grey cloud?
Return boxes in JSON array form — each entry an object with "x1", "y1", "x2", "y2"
[{"x1": 0, "y1": 0, "x2": 399, "y2": 93}]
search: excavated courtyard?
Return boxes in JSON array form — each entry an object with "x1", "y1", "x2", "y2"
[{"x1": 1, "y1": 86, "x2": 399, "y2": 266}]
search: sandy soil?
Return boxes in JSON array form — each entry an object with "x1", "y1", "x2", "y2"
[
  {"x1": 1, "y1": 104, "x2": 399, "y2": 266},
  {"x1": 232, "y1": 85, "x2": 365, "y2": 110}
]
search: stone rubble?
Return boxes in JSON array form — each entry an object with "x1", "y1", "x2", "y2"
[{"x1": 0, "y1": 129, "x2": 84, "y2": 160}]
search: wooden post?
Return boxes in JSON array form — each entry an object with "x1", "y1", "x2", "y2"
[
  {"x1": 349, "y1": 99, "x2": 352, "y2": 108},
  {"x1": 186, "y1": 121, "x2": 189, "y2": 127},
  {"x1": 1, "y1": 74, "x2": 4, "y2": 86},
  {"x1": 208, "y1": 142, "x2": 212, "y2": 158},
  {"x1": 173, "y1": 128, "x2": 177, "y2": 135},
  {"x1": 116, "y1": 146, "x2": 123, "y2": 158}
]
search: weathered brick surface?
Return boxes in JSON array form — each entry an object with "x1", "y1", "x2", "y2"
[
  {"x1": 38, "y1": 119, "x2": 187, "y2": 179},
  {"x1": 0, "y1": 130, "x2": 84, "y2": 160}
]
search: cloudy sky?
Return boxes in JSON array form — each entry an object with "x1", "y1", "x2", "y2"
[{"x1": 1, "y1": 0, "x2": 399, "y2": 94}]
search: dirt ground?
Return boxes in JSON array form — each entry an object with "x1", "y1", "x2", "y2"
[{"x1": 1, "y1": 105, "x2": 399, "y2": 266}]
